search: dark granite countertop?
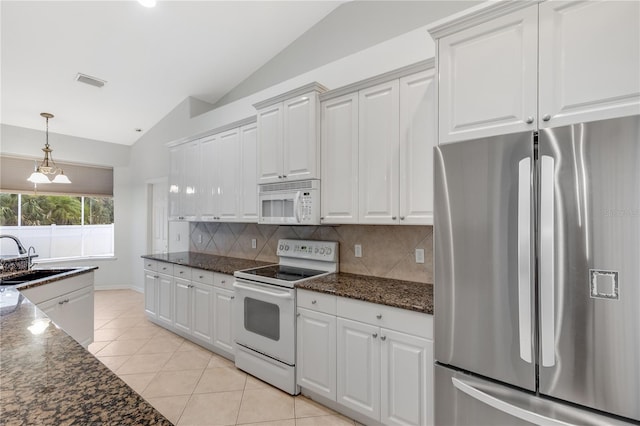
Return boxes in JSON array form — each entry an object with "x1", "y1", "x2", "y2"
[
  {"x1": 142, "y1": 251, "x2": 274, "y2": 275},
  {"x1": 0, "y1": 273, "x2": 171, "y2": 425},
  {"x1": 296, "y1": 273, "x2": 434, "y2": 315}
]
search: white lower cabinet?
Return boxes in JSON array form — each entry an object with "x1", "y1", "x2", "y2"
[
  {"x1": 21, "y1": 272, "x2": 95, "y2": 348},
  {"x1": 212, "y1": 286, "x2": 234, "y2": 357},
  {"x1": 143, "y1": 260, "x2": 233, "y2": 359},
  {"x1": 297, "y1": 307, "x2": 337, "y2": 401},
  {"x1": 297, "y1": 289, "x2": 434, "y2": 426},
  {"x1": 337, "y1": 317, "x2": 381, "y2": 419}
]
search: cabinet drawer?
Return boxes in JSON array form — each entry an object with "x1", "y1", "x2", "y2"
[
  {"x1": 157, "y1": 262, "x2": 174, "y2": 275},
  {"x1": 337, "y1": 297, "x2": 433, "y2": 340},
  {"x1": 174, "y1": 265, "x2": 192, "y2": 280},
  {"x1": 214, "y1": 273, "x2": 234, "y2": 291},
  {"x1": 192, "y1": 269, "x2": 214, "y2": 285},
  {"x1": 297, "y1": 289, "x2": 336, "y2": 315},
  {"x1": 143, "y1": 259, "x2": 157, "y2": 271}
]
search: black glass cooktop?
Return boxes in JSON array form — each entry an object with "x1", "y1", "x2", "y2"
[{"x1": 241, "y1": 265, "x2": 327, "y2": 282}]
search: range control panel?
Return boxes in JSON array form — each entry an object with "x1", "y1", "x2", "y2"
[{"x1": 277, "y1": 239, "x2": 339, "y2": 262}]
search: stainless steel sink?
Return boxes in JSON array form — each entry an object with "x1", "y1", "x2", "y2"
[{"x1": 0, "y1": 269, "x2": 77, "y2": 286}]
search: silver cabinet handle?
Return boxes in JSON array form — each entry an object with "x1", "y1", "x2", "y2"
[
  {"x1": 282, "y1": 175, "x2": 287, "y2": 178},
  {"x1": 320, "y1": 217, "x2": 324, "y2": 220},
  {"x1": 58, "y1": 299, "x2": 69, "y2": 305},
  {"x1": 179, "y1": 271, "x2": 184, "y2": 274},
  {"x1": 376, "y1": 314, "x2": 382, "y2": 319},
  {"x1": 392, "y1": 216, "x2": 397, "y2": 220},
  {"x1": 230, "y1": 296, "x2": 235, "y2": 300},
  {"x1": 380, "y1": 336, "x2": 386, "y2": 341},
  {"x1": 542, "y1": 114, "x2": 551, "y2": 122},
  {"x1": 188, "y1": 284, "x2": 194, "y2": 288},
  {"x1": 311, "y1": 300, "x2": 317, "y2": 304},
  {"x1": 154, "y1": 275, "x2": 159, "y2": 279},
  {"x1": 400, "y1": 216, "x2": 405, "y2": 220},
  {"x1": 199, "y1": 275, "x2": 204, "y2": 279},
  {"x1": 221, "y1": 280, "x2": 226, "y2": 284},
  {"x1": 372, "y1": 333, "x2": 378, "y2": 338},
  {"x1": 296, "y1": 313, "x2": 301, "y2": 317},
  {"x1": 525, "y1": 116, "x2": 534, "y2": 124}
]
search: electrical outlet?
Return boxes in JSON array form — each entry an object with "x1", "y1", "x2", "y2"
[
  {"x1": 198, "y1": 234, "x2": 203, "y2": 244},
  {"x1": 415, "y1": 248, "x2": 425, "y2": 264},
  {"x1": 354, "y1": 244, "x2": 362, "y2": 258},
  {"x1": 251, "y1": 238, "x2": 257, "y2": 249}
]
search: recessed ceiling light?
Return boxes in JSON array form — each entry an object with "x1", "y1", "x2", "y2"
[
  {"x1": 75, "y1": 73, "x2": 106, "y2": 88},
  {"x1": 138, "y1": 0, "x2": 156, "y2": 8}
]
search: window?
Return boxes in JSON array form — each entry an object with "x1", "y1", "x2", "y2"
[{"x1": 0, "y1": 193, "x2": 114, "y2": 259}]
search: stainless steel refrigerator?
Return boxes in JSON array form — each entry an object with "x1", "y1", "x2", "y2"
[{"x1": 434, "y1": 115, "x2": 640, "y2": 425}]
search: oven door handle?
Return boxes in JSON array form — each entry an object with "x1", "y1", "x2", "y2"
[{"x1": 233, "y1": 282, "x2": 295, "y2": 300}]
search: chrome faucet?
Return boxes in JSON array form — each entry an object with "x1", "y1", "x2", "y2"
[
  {"x1": 0, "y1": 235, "x2": 27, "y2": 255},
  {"x1": 27, "y1": 246, "x2": 37, "y2": 270}
]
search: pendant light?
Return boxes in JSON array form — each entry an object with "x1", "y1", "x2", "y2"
[{"x1": 27, "y1": 113, "x2": 71, "y2": 184}]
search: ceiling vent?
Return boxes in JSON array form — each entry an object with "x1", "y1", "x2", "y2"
[{"x1": 75, "y1": 73, "x2": 106, "y2": 88}]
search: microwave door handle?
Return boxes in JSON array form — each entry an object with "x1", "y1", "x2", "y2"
[{"x1": 294, "y1": 191, "x2": 302, "y2": 223}]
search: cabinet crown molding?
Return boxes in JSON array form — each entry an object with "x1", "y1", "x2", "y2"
[
  {"x1": 427, "y1": 0, "x2": 542, "y2": 40},
  {"x1": 319, "y1": 59, "x2": 434, "y2": 102},
  {"x1": 166, "y1": 115, "x2": 256, "y2": 148},
  {"x1": 253, "y1": 82, "x2": 328, "y2": 110}
]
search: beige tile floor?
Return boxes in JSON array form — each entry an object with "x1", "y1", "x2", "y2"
[{"x1": 90, "y1": 290, "x2": 356, "y2": 426}]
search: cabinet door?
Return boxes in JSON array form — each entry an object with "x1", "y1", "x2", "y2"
[
  {"x1": 283, "y1": 92, "x2": 319, "y2": 181},
  {"x1": 240, "y1": 123, "x2": 258, "y2": 222},
  {"x1": 213, "y1": 287, "x2": 235, "y2": 356},
  {"x1": 157, "y1": 273, "x2": 174, "y2": 327},
  {"x1": 199, "y1": 135, "x2": 218, "y2": 220},
  {"x1": 257, "y1": 104, "x2": 283, "y2": 184},
  {"x1": 539, "y1": 0, "x2": 640, "y2": 128},
  {"x1": 337, "y1": 317, "x2": 380, "y2": 420},
  {"x1": 380, "y1": 329, "x2": 433, "y2": 426},
  {"x1": 168, "y1": 145, "x2": 184, "y2": 220},
  {"x1": 297, "y1": 307, "x2": 337, "y2": 401},
  {"x1": 144, "y1": 270, "x2": 158, "y2": 318},
  {"x1": 63, "y1": 286, "x2": 94, "y2": 348},
  {"x1": 182, "y1": 140, "x2": 200, "y2": 220},
  {"x1": 174, "y1": 278, "x2": 192, "y2": 334},
  {"x1": 216, "y1": 129, "x2": 240, "y2": 221},
  {"x1": 400, "y1": 70, "x2": 436, "y2": 225},
  {"x1": 359, "y1": 80, "x2": 400, "y2": 224},
  {"x1": 438, "y1": 5, "x2": 538, "y2": 143},
  {"x1": 321, "y1": 93, "x2": 359, "y2": 224},
  {"x1": 192, "y1": 282, "x2": 214, "y2": 344}
]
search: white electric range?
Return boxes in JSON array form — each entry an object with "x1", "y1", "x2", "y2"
[{"x1": 233, "y1": 239, "x2": 339, "y2": 395}]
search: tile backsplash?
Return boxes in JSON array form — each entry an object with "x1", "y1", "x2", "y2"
[{"x1": 189, "y1": 223, "x2": 433, "y2": 284}]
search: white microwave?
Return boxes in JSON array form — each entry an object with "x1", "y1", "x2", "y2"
[{"x1": 258, "y1": 179, "x2": 320, "y2": 225}]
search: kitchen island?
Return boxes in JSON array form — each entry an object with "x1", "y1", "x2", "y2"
[{"x1": 0, "y1": 268, "x2": 170, "y2": 425}]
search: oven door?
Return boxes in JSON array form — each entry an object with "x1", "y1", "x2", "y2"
[{"x1": 233, "y1": 278, "x2": 296, "y2": 365}]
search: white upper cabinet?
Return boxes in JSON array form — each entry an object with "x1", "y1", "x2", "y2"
[
  {"x1": 431, "y1": 0, "x2": 640, "y2": 143},
  {"x1": 399, "y1": 70, "x2": 436, "y2": 225},
  {"x1": 436, "y1": 4, "x2": 538, "y2": 143},
  {"x1": 319, "y1": 61, "x2": 436, "y2": 225},
  {"x1": 359, "y1": 80, "x2": 400, "y2": 224},
  {"x1": 256, "y1": 104, "x2": 283, "y2": 183},
  {"x1": 254, "y1": 83, "x2": 327, "y2": 184},
  {"x1": 239, "y1": 122, "x2": 258, "y2": 221},
  {"x1": 167, "y1": 117, "x2": 258, "y2": 223},
  {"x1": 538, "y1": 0, "x2": 640, "y2": 127},
  {"x1": 320, "y1": 92, "x2": 359, "y2": 224}
]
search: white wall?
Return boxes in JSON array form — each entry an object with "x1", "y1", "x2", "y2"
[
  {"x1": 0, "y1": 124, "x2": 133, "y2": 290},
  {"x1": 128, "y1": 26, "x2": 438, "y2": 291}
]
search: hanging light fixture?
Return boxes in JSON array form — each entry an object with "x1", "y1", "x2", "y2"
[{"x1": 27, "y1": 113, "x2": 71, "y2": 184}]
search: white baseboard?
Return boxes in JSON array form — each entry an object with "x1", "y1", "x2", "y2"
[{"x1": 94, "y1": 285, "x2": 143, "y2": 293}]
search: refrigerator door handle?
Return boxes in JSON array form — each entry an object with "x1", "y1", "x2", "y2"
[
  {"x1": 452, "y1": 377, "x2": 572, "y2": 426},
  {"x1": 540, "y1": 155, "x2": 556, "y2": 367},
  {"x1": 517, "y1": 158, "x2": 533, "y2": 363}
]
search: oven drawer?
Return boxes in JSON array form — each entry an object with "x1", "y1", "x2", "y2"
[
  {"x1": 297, "y1": 289, "x2": 336, "y2": 315},
  {"x1": 174, "y1": 265, "x2": 192, "y2": 280}
]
